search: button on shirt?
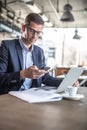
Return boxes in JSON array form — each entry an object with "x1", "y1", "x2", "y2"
[{"x1": 19, "y1": 39, "x2": 33, "y2": 90}]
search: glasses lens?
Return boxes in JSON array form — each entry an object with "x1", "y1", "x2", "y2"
[
  {"x1": 28, "y1": 27, "x2": 43, "y2": 37},
  {"x1": 37, "y1": 31, "x2": 43, "y2": 37}
]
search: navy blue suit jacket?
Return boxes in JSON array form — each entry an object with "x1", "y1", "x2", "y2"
[{"x1": 0, "y1": 39, "x2": 61, "y2": 94}]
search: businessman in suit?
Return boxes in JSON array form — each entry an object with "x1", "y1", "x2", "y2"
[
  {"x1": 0, "y1": 13, "x2": 79, "y2": 94},
  {"x1": 0, "y1": 13, "x2": 63, "y2": 94}
]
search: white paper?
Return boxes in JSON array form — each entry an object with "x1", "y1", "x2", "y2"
[{"x1": 9, "y1": 88, "x2": 62, "y2": 103}]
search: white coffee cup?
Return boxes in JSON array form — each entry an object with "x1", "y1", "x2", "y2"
[{"x1": 65, "y1": 86, "x2": 78, "y2": 97}]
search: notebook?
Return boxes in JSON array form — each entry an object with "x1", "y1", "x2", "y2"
[{"x1": 56, "y1": 67, "x2": 85, "y2": 93}]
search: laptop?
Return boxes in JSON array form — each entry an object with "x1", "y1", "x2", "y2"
[
  {"x1": 42, "y1": 67, "x2": 85, "y2": 93},
  {"x1": 56, "y1": 67, "x2": 85, "y2": 93}
]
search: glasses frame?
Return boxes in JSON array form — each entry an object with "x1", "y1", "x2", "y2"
[{"x1": 25, "y1": 25, "x2": 43, "y2": 37}]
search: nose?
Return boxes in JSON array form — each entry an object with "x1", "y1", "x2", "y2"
[{"x1": 32, "y1": 32, "x2": 38, "y2": 38}]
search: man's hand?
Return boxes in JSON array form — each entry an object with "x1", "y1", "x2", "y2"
[
  {"x1": 20, "y1": 66, "x2": 46, "y2": 79},
  {"x1": 73, "y1": 81, "x2": 79, "y2": 87}
]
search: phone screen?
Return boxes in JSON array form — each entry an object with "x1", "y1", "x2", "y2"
[{"x1": 41, "y1": 67, "x2": 51, "y2": 71}]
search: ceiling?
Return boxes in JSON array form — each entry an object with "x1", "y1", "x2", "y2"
[{"x1": 0, "y1": 0, "x2": 87, "y2": 31}]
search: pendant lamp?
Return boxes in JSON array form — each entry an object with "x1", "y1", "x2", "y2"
[
  {"x1": 73, "y1": 29, "x2": 81, "y2": 40},
  {"x1": 60, "y1": 3, "x2": 75, "y2": 22}
]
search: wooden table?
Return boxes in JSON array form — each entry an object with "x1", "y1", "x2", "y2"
[{"x1": 0, "y1": 87, "x2": 87, "y2": 130}]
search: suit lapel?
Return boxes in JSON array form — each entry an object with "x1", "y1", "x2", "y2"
[
  {"x1": 15, "y1": 39, "x2": 23, "y2": 69},
  {"x1": 32, "y1": 46, "x2": 37, "y2": 65},
  {"x1": 32, "y1": 46, "x2": 38, "y2": 66}
]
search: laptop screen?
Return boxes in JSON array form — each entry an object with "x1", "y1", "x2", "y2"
[{"x1": 56, "y1": 67, "x2": 85, "y2": 93}]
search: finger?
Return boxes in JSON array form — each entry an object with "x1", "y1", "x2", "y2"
[
  {"x1": 38, "y1": 69, "x2": 46, "y2": 73},
  {"x1": 30, "y1": 65, "x2": 38, "y2": 70},
  {"x1": 33, "y1": 73, "x2": 45, "y2": 79}
]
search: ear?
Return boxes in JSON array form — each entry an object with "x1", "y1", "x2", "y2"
[{"x1": 22, "y1": 24, "x2": 25, "y2": 32}]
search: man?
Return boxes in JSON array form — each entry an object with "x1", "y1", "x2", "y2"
[
  {"x1": 0, "y1": 13, "x2": 78, "y2": 94},
  {"x1": 0, "y1": 13, "x2": 62, "y2": 94}
]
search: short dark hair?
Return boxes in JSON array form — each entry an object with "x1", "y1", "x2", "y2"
[{"x1": 24, "y1": 13, "x2": 44, "y2": 25}]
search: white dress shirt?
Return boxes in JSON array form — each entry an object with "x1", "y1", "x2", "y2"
[{"x1": 19, "y1": 38, "x2": 33, "y2": 90}]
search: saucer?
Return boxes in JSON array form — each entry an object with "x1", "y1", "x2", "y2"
[{"x1": 62, "y1": 94, "x2": 84, "y2": 100}]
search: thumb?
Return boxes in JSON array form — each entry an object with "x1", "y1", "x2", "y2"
[{"x1": 30, "y1": 65, "x2": 38, "y2": 69}]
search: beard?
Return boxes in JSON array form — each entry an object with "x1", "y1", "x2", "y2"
[{"x1": 22, "y1": 36, "x2": 36, "y2": 46}]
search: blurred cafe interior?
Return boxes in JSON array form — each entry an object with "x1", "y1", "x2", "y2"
[{"x1": 0, "y1": 0, "x2": 87, "y2": 84}]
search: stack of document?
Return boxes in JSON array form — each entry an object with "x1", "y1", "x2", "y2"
[{"x1": 9, "y1": 88, "x2": 62, "y2": 103}]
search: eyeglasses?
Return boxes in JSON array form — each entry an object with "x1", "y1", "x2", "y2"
[{"x1": 27, "y1": 27, "x2": 43, "y2": 37}]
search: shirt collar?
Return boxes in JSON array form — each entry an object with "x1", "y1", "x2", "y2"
[{"x1": 19, "y1": 38, "x2": 34, "y2": 52}]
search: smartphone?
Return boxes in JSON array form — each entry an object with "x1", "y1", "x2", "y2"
[{"x1": 40, "y1": 66, "x2": 51, "y2": 72}]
